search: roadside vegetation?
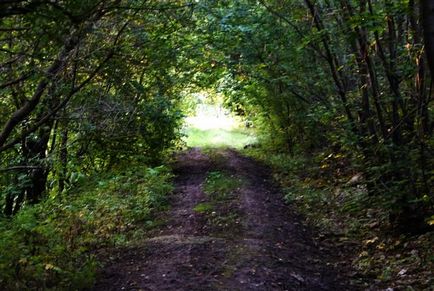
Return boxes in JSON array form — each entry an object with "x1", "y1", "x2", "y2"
[
  {"x1": 0, "y1": 0, "x2": 433, "y2": 289},
  {"x1": 245, "y1": 145, "x2": 434, "y2": 289},
  {"x1": 0, "y1": 164, "x2": 172, "y2": 289}
]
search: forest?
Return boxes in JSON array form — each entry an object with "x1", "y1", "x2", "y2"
[{"x1": 0, "y1": 0, "x2": 433, "y2": 290}]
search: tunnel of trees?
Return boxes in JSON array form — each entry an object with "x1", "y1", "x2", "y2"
[{"x1": 0, "y1": 0, "x2": 433, "y2": 289}]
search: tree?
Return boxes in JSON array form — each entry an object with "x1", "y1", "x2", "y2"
[
  {"x1": 422, "y1": 0, "x2": 434, "y2": 76},
  {"x1": 0, "y1": 0, "x2": 194, "y2": 214},
  {"x1": 195, "y1": 0, "x2": 433, "y2": 231}
]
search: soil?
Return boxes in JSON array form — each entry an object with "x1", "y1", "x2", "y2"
[{"x1": 92, "y1": 148, "x2": 358, "y2": 290}]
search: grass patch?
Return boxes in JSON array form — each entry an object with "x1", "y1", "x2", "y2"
[
  {"x1": 182, "y1": 96, "x2": 257, "y2": 149},
  {"x1": 195, "y1": 169, "x2": 242, "y2": 235},
  {"x1": 183, "y1": 127, "x2": 256, "y2": 149},
  {"x1": 203, "y1": 171, "x2": 242, "y2": 200},
  {"x1": 193, "y1": 202, "x2": 214, "y2": 213},
  {"x1": 0, "y1": 165, "x2": 173, "y2": 290}
]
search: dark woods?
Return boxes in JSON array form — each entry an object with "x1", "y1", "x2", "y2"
[
  {"x1": 0, "y1": 0, "x2": 190, "y2": 214},
  {"x1": 0, "y1": 0, "x2": 433, "y2": 232},
  {"x1": 207, "y1": 0, "x2": 434, "y2": 233}
]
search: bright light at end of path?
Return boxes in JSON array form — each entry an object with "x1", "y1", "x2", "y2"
[{"x1": 185, "y1": 104, "x2": 241, "y2": 130}]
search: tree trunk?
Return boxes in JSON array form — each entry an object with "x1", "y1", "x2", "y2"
[
  {"x1": 23, "y1": 121, "x2": 53, "y2": 204},
  {"x1": 304, "y1": 0, "x2": 357, "y2": 133},
  {"x1": 422, "y1": 0, "x2": 434, "y2": 77},
  {"x1": 59, "y1": 128, "x2": 68, "y2": 194}
]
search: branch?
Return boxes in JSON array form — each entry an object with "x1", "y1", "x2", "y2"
[
  {"x1": 0, "y1": 13, "x2": 131, "y2": 153},
  {"x1": 0, "y1": 165, "x2": 42, "y2": 172},
  {"x1": 113, "y1": 3, "x2": 194, "y2": 11},
  {"x1": 0, "y1": 74, "x2": 31, "y2": 90},
  {"x1": 0, "y1": 1, "x2": 115, "y2": 148},
  {"x1": 258, "y1": 0, "x2": 327, "y2": 61},
  {"x1": 0, "y1": 27, "x2": 30, "y2": 32},
  {"x1": 0, "y1": 32, "x2": 81, "y2": 148},
  {"x1": 0, "y1": 50, "x2": 114, "y2": 153}
]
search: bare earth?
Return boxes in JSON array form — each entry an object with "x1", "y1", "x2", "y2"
[{"x1": 93, "y1": 148, "x2": 357, "y2": 290}]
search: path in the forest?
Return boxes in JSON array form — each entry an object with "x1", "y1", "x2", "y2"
[{"x1": 93, "y1": 148, "x2": 356, "y2": 290}]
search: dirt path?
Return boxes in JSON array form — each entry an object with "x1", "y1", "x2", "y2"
[{"x1": 93, "y1": 148, "x2": 356, "y2": 290}]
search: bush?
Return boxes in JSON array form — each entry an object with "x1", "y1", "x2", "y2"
[{"x1": 0, "y1": 165, "x2": 173, "y2": 290}]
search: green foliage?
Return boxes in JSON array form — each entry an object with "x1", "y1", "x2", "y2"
[
  {"x1": 0, "y1": 0, "x2": 433, "y2": 287},
  {"x1": 0, "y1": 164, "x2": 172, "y2": 289},
  {"x1": 196, "y1": 0, "x2": 434, "y2": 230},
  {"x1": 182, "y1": 93, "x2": 257, "y2": 149},
  {"x1": 244, "y1": 144, "x2": 310, "y2": 177},
  {"x1": 184, "y1": 127, "x2": 255, "y2": 149},
  {"x1": 0, "y1": 0, "x2": 193, "y2": 213},
  {"x1": 203, "y1": 171, "x2": 241, "y2": 201},
  {"x1": 193, "y1": 202, "x2": 214, "y2": 213}
]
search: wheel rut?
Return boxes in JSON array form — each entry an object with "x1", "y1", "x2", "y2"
[{"x1": 93, "y1": 148, "x2": 356, "y2": 290}]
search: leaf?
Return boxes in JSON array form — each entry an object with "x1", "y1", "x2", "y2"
[
  {"x1": 45, "y1": 263, "x2": 55, "y2": 270},
  {"x1": 18, "y1": 258, "x2": 28, "y2": 264},
  {"x1": 364, "y1": 237, "x2": 379, "y2": 245}
]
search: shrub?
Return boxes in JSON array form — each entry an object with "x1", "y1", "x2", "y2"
[{"x1": 0, "y1": 165, "x2": 173, "y2": 290}]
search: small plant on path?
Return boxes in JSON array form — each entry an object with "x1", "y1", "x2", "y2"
[{"x1": 203, "y1": 171, "x2": 242, "y2": 201}]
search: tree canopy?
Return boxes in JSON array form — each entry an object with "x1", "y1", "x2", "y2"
[{"x1": 0, "y1": 0, "x2": 433, "y2": 288}]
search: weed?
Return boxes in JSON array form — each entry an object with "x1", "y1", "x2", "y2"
[
  {"x1": 0, "y1": 165, "x2": 173, "y2": 290},
  {"x1": 209, "y1": 213, "x2": 239, "y2": 229},
  {"x1": 203, "y1": 171, "x2": 241, "y2": 201},
  {"x1": 193, "y1": 202, "x2": 214, "y2": 213}
]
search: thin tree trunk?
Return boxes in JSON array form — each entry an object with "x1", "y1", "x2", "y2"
[
  {"x1": 25, "y1": 122, "x2": 53, "y2": 204},
  {"x1": 304, "y1": 0, "x2": 357, "y2": 133},
  {"x1": 58, "y1": 128, "x2": 68, "y2": 194},
  {"x1": 422, "y1": 0, "x2": 434, "y2": 77},
  {"x1": 339, "y1": 0, "x2": 377, "y2": 141}
]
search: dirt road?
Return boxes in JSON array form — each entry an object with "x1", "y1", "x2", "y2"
[{"x1": 93, "y1": 148, "x2": 355, "y2": 290}]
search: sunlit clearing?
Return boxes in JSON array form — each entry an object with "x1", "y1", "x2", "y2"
[
  {"x1": 183, "y1": 93, "x2": 256, "y2": 149},
  {"x1": 186, "y1": 104, "x2": 238, "y2": 130}
]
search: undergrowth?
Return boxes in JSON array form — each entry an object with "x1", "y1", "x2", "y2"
[
  {"x1": 193, "y1": 168, "x2": 242, "y2": 234},
  {"x1": 0, "y1": 165, "x2": 173, "y2": 290},
  {"x1": 203, "y1": 171, "x2": 242, "y2": 201},
  {"x1": 193, "y1": 202, "x2": 214, "y2": 213},
  {"x1": 244, "y1": 146, "x2": 434, "y2": 289}
]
